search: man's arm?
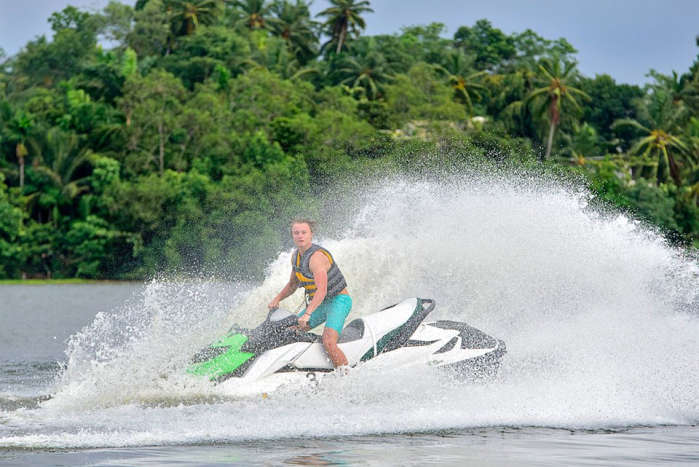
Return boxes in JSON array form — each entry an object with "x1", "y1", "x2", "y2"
[
  {"x1": 268, "y1": 269, "x2": 300, "y2": 310},
  {"x1": 297, "y1": 252, "x2": 329, "y2": 327}
]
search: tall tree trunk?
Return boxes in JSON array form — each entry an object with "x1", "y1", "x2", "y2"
[
  {"x1": 544, "y1": 96, "x2": 560, "y2": 161},
  {"x1": 16, "y1": 142, "x2": 27, "y2": 188},
  {"x1": 158, "y1": 121, "x2": 165, "y2": 175},
  {"x1": 545, "y1": 120, "x2": 556, "y2": 160},
  {"x1": 666, "y1": 150, "x2": 682, "y2": 186},
  {"x1": 656, "y1": 149, "x2": 669, "y2": 186},
  {"x1": 19, "y1": 155, "x2": 25, "y2": 189},
  {"x1": 336, "y1": 25, "x2": 347, "y2": 54}
]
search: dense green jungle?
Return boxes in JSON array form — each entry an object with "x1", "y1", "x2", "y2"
[{"x1": 0, "y1": 0, "x2": 697, "y2": 280}]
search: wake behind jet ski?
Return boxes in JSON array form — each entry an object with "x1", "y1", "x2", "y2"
[{"x1": 188, "y1": 298, "x2": 506, "y2": 383}]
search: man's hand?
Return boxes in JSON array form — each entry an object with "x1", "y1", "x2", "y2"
[
  {"x1": 268, "y1": 298, "x2": 280, "y2": 310},
  {"x1": 297, "y1": 313, "x2": 311, "y2": 331}
]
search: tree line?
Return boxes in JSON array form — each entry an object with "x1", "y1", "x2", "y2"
[{"x1": 0, "y1": 0, "x2": 697, "y2": 279}]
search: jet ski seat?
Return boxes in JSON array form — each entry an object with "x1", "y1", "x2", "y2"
[{"x1": 337, "y1": 318, "x2": 365, "y2": 343}]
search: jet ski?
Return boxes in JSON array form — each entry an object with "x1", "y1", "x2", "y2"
[{"x1": 188, "y1": 298, "x2": 506, "y2": 383}]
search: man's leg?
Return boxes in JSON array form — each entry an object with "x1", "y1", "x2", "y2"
[
  {"x1": 297, "y1": 304, "x2": 328, "y2": 329},
  {"x1": 322, "y1": 328, "x2": 348, "y2": 367},
  {"x1": 322, "y1": 294, "x2": 352, "y2": 368}
]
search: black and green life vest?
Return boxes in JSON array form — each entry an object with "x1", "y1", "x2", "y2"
[{"x1": 292, "y1": 244, "x2": 347, "y2": 301}]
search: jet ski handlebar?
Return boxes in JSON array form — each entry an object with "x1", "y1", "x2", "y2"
[
  {"x1": 267, "y1": 298, "x2": 435, "y2": 332},
  {"x1": 265, "y1": 309, "x2": 310, "y2": 334}
]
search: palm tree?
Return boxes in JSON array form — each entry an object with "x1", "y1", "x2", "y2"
[
  {"x1": 0, "y1": 103, "x2": 35, "y2": 189},
  {"x1": 433, "y1": 51, "x2": 487, "y2": 116},
  {"x1": 268, "y1": 0, "x2": 318, "y2": 64},
  {"x1": 27, "y1": 127, "x2": 93, "y2": 223},
  {"x1": 316, "y1": 0, "x2": 373, "y2": 54},
  {"x1": 647, "y1": 69, "x2": 693, "y2": 108},
  {"x1": 612, "y1": 121, "x2": 689, "y2": 186},
  {"x1": 526, "y1": 58, "x2": 589, "y2": 160},
  {"x1": 233, "y1": 0, "x2": 271, "y2": 29},
  {"x1": 492, "y1": 68, "x2": 537, "y2": 138},
  {"x1": 612, "y1": 117, "x2": 691, "y2": 187},
  {"x1": 559, "y1": 122, "x2": 600, "y2": 166},
  {"x1": 612, "y1": 81, "x2": 697, "y2": 186},
  {"x1": 166, "y1": 0, "x2": 223, "y2": 36},
  {"x1": 334, "y1": 50, "x2": 392, "y2": 99},
  {"x1": 248, "y1": 36, "x2": 307, "y2": 79}
]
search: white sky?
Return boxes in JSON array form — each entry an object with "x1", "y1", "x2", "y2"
[{"x1": 1, "y1": 0, "x2": 697, "y2": 85}]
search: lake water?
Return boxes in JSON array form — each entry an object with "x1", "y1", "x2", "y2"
[
  {"x1": 0, "y1": 282, "x2": 697, "y2": 466},
  {"x1": 1, "y1": 177, "x2": 698, "y2": 465}
]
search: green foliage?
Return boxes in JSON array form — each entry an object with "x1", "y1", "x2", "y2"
[
  {"x1": 166, "y1": 0, "x2": 224, "y2": 37},
  {"x1": 385, "y1": 63, "x2": 466, "y2": 126},
  {"x1": 399, "y1": 23, "x2": 452, "y2": 66},
  {"x1": 160, "y1": 25, "x2": 250, "y2": 88},
  {"x1": 118, "y1": 69, "x2": 187, "y2": 175},
  {"x1": 210, "y1": 154, "x2": 312, "y2": 275},
  {"x1": 48, "y1": 6, "x2": 94, "y2": 32},
  {"x1": 317, "y1": 0, "x2": 374, "y2": 54},
  {"x1": 586, "y1": 159, "x2": 698, "y2": 245},
  {"x1": 269, "y1": 92, "x2": 378, "y2": 180},
  {"x1": 579, "y1": 74, "x2": 643, "y2": 149},
  {"x1": 234, "y1": 0, "x2": 272, "y2": 30},
  {"x1": 511, "y1": 29, "x2": 577, "y2": 69},
  {"x1": 121, "y1": 48, "x2": 139, "y2": 78},
  {"x1": 526, "y1": 58, "x2": 589, "y2": 159},
  {"x1": 127, "y1": 0, "x2": 170, "y2": 57},
  {"x1": 64, "y1": 215, "x2": 129, "y2": 277},
  {"x1": 96, "y1": 1, "x2": 135, "y2": 46},
  {"x1": 625, "y1": 180, "x2": 681, "y2": 231},
  {"x1": 559, "y1": 122, "x2": 601, "y2": 165},
  {"x1": 333, "y1": 44, "x2": 394, "y2": 99},
  {"x1": 90, "y1": 155, "x2": 121, "y2": 194},
  {"x1": 1, "y1": 2, "x2": 697, "y2": 279},
  {"x1": 268, "y1": 0, "x2": 318, "y2": 64},
  {"x1": 454, "y1": 19, "x2": 516, "y2": 71},
  {"x1": 239, "y1": 131, "x2": 286, "y2": 167},
  {"x1": 19, "y1": 221, "x2": 58, "y2": 278},
  {"x1": 13, "y1": 6, "x2": 99, "y2": 88},
  {"x1": 611, "y1": 75, "x2": 693, "y2": 187},
  {"x1": 73, "y1": 49, "x2": 128, "y2": 104},
  {"x1": 247, "y1": 34, "x2": 309, "y2": 79},
  {"x1": 0, "y1": 174, "x2": 25, "y2": 276},
  {"x1": 433, "y1": 50, "x2": 487, "y2": 116},
  {"x1": 227, "y1": 68, "x2": 314, "y2": 133},
  {"x1": 101, "y1": 154, "x2": 311, "y2": 277}
]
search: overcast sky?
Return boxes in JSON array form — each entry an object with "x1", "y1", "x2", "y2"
[{"x1": 1, "y1": 0, "x2": 697, "y2": 85}]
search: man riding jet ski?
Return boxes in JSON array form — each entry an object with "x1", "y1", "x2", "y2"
[{"x1": 188, "y1": 297, "x2": 506, "y2": 383}]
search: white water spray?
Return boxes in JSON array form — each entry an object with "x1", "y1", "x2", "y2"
[{"x1": 3, "y1": 173, "x2": 697, "y2": 448}]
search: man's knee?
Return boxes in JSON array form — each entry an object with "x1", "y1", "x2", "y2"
[{"x1": 322, "y1": 330, "x2": 339, "y2": 349}]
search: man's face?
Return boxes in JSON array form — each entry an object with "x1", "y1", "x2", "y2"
[{"x1": 291, "y1": 223, "x2": 313, "y2": 249}]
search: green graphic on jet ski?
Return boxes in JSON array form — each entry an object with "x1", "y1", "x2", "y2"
[{"x1": 187, "y1": 333, "x2": 254, "y2": 380}]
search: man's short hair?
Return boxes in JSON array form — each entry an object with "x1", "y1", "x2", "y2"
[{"x1": 290, "y1": 218, "x2": 316, "y2": 233}]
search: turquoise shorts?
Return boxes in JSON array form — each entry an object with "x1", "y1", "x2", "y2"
[{"x1": 298, "y1": 294, "x2": 352, "y2": 334}]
